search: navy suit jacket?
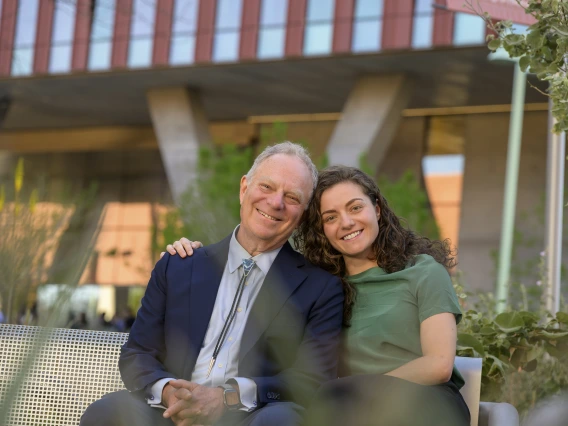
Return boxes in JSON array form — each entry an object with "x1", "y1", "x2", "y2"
[{"x1": 119, "y1": 234, "x2": 344, "y2": 407}]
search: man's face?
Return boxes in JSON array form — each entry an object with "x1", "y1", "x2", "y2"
[{"x1": 239, "y1": 154, "x2": 313, "y2": 251}]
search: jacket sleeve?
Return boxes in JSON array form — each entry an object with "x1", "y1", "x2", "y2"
[
  {"x1": 251, "y1": 274, "x2": 344, "y2": 407},
  {"x1": 119, "y1": 254, "x2": 178, "y2": 393}
]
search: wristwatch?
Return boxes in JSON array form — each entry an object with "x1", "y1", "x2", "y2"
[{"x1": 218, "y1": 384, "x2": 242, "y2": 411}]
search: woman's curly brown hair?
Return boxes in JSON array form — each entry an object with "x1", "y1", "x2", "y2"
[{"x1": 293, "y1": 165, "x2": 456, "y2": 326}]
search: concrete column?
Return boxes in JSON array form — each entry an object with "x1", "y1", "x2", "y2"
[
  {"x1": 378, "y1": 116, "x2": 426, "y2": 181},
  {"x1": 147, "y1": 88, "x2": 212, "y2": 203},
  {"x1": 326, "y1": 75, "x2": 413, "y2": 172}
]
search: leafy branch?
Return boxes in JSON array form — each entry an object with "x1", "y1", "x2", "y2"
[{"x1": 466, "y1": 0, "x2": 568, "y2": 132}]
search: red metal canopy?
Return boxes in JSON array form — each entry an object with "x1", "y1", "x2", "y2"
[{"x1": 442, "y1": 0, "x2": 536, "y2": 25}]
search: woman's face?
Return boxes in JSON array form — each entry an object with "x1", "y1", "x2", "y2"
[{"x1": 319, "y1": 181, "x2": 380, "y2": 261}]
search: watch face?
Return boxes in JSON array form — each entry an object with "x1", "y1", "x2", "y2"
[{"x1": 225, "y1": 389, "x2": 240, "y2": 408}]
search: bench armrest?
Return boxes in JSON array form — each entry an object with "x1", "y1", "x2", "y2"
[{"x1": 478, "y1": 402, "x2": 519, "y2": 426}]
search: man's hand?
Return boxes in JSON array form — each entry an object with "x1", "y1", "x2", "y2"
[
  {"x1": 162, "y1": 382, "x2": 179, "y2": 409},
  {"x1": 163, "y1": 380, "x2": 226, "y2": 425},
  {"x1": 159, "y1": 238, "x2": 203, "y2": 259}
]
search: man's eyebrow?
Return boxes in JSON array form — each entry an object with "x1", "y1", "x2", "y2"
[
  {"x1": 257, "y1": 176, "x2": 304, "y2": 201},
  {"x1": 321, "y1": 198, "x2": 365, "y2": 216},
  {"x1": 256, "y1": 175, "x2": 274, "y2": 185}
]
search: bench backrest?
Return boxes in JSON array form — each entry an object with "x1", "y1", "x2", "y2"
[
  {"x1": 0, "y1": 324, "x2": 483, "y2": 426},
  {"x1": 0, "y1": 324, "x2": 127, "y2": 426}
]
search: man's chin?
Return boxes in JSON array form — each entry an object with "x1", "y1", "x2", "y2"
[{"x1": 252, "y1": 227, "x2": 291, "y2": 243}]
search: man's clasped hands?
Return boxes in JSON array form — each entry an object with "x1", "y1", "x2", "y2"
[{"x1": 162, "y1": 379, "x2": 229, "y2": 426}]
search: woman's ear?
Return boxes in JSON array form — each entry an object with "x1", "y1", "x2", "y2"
[{"x1": 375, "y1": 203, "x2": 381, "y2": 221}]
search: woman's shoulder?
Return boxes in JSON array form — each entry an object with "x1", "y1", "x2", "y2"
[
  {"x1": 409, "y1": 253, "x2": 446, "y2": 271},
  {"x1": 406, "y1": 254, "x2": 452, "y2": 287}
]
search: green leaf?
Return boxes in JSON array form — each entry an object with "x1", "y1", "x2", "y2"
[
  {"x1": 14, "y1": 158, "x2": 24, "y2": 195},
  {"x1": 488, "y1": 38, "x2": 502, "y2": 51},
  {"x1": 457, "y1": 333, "x2": 485, "y2": 356},
  {"x1": 486, "y1": 354, "x2": 508, "y2": 378},
  {"x1": 526, "y1": 30, "x2": 544, "y2": 49},
  {"x1": 480, "y1": 326, "x2": 497, "y2": 336},
  {"x1": 519, "y1": 55, "x2": 531, "y2": 72},
  {"x1": 494, "y1": 312, "x2": 525, "y2": 333},
  {"x1": 556, "y1": 312, "x2": 568, "y2": 324},
  {"x1": 28, "y1": 189, "x2": 38, "y2": 213},
  {"x1": 537, "y1": 330, "x2": 568, "y2": 339},
  {"x1": 544, "y1": 341, "x2": 562, "y2": 358},
  {"x1": 526, "y1": 346, "x2": 542, "y2": 362},
  {"x1": 504, "y1": 34, "x2": 526, "y2": 46},
  {"x1": 520, "y1": 311, "x2": 540, "y2": 326}
]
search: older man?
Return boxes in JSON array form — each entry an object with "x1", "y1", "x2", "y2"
[{"x1": 81, "y1": 142, "x2": 344, "y2": 426}]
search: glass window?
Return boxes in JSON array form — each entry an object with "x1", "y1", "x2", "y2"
[
  {"x1": 304, "y1": 0, "x2": 335, "y2": 56},
  {"x1": 170, "y1": 0, "x2": 199, "y2": 65},
  {"x1": 49, "y1": 2, "x2": 76, "y2": 73},
  {"x1": 258, "y1": 0, "x2": 288, "y2": 59},
  {"x1": 513, "y1": 24, "x2": 529, "y2": 35},
  {"x1": 412, "y1": 0, "x2": 433, "y2": 49},
  {"x1": 212, "y1": 0, "x2": 243, "y2": 62},
  {"x1": 453, "y1": 13, "x2": 485, "y2": 46},
  {"x1": 11, "y1": 0, "x2": 40, "y2": 76},
  {"x1": 423, "y1": 154, "x2": 464, "y2": 175},
  {"x1": 423, "y1": 116, "x2": 466, "y2": 250},
  {"x1": 352, "y1": 0, "x2": 382, "y2": 52},
  {"x1": 128, "y1": 0, "x2": 157, "y2": 68},
  {"x1": 88, "y1": 0, "x2": 116, "y2": 71}
]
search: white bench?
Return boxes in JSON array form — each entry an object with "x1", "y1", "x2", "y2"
[
  {"x1": 454, "y1": 356, "x2": 519, "y2": 426},
  {"x1": 0, "y1": 324, "x2": 518, "y2": 426}
]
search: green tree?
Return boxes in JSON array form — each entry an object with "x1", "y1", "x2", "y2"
[
  {"x1": 0, "y1": 159, "x2": 98, "y2": 324},
  {"x1": 152, "y1": 144, "x2": 254, "y2": 253},
  {"x1": 475, "y1": 0, "x2": 568, "y2": 131}
]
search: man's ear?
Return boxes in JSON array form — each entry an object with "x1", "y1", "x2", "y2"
[{"x1": 239, "y1": 175, "x2": 248, "y2": 205}]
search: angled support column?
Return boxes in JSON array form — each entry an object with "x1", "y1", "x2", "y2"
[
  {"x1": 147, "y1": 88, "x2": 212, "y2": 203},
  {"x1": 326, "y1": 75, "x2": 413, "y2": 172},
  {"x1": 0, "y1": 96, "x2": 14, "y2": 178}
]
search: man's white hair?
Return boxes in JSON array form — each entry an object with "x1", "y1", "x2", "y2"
[{"x1": 245, "y1": 141, "x2": 318, "y2": 200}]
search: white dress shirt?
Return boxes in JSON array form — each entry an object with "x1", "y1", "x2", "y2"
[{"x1": 148, "y1": 227, "x2": 282, "y2": 412}]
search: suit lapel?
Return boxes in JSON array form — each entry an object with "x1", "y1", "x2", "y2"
[
  {"x1": 183, "y1": 235, "x2": 231, "y2": 378},
  {"x1": 239, "y1": 242, "x2": 307, "y2": 361}
]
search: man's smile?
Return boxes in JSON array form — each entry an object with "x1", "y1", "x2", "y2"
[{"x1": 256, "y1": 208, "x2": 281, "y2": 221}]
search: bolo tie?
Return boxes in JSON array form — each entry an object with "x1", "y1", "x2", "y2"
[{"x1": 206, "y1": 258, "x2": 256, "y2": 378}]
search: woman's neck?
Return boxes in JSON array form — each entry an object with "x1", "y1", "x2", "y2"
[{"x1": 344, "y1": 257, "x2": 379, "y2": 277}]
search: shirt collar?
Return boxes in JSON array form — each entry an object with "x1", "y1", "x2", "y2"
[{"x1": 228, "y1": 226, "x2": 283, "y2": 275}]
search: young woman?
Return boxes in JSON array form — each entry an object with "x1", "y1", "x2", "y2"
[{"x1": 165, "y1": 165, "x2": 470, "y2": 426}]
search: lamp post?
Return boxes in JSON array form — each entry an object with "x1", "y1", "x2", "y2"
[
  {"x1": 488, "y1": 48, "x2": 527, "y2": 313},
  {"x1": 544, "y1": 103, "x2": 566, "y2": 314}
]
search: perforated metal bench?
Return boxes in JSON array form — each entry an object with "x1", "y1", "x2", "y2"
[{"x1": 0, "y1": 324, "x2": 518, "y2": 426}]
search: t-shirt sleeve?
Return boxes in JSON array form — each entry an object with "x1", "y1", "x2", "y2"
[{"x1": 415, "y1": 257, "x2": 462, "y2": 324}]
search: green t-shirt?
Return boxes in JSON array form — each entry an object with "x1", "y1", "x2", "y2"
[{"x1": 342, "y1": 254, "x2": 465, "y2": 388}]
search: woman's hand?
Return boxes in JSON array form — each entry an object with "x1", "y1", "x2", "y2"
[{"x1": 160, "y1": 238, "x2": 203, "y2": 259}]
